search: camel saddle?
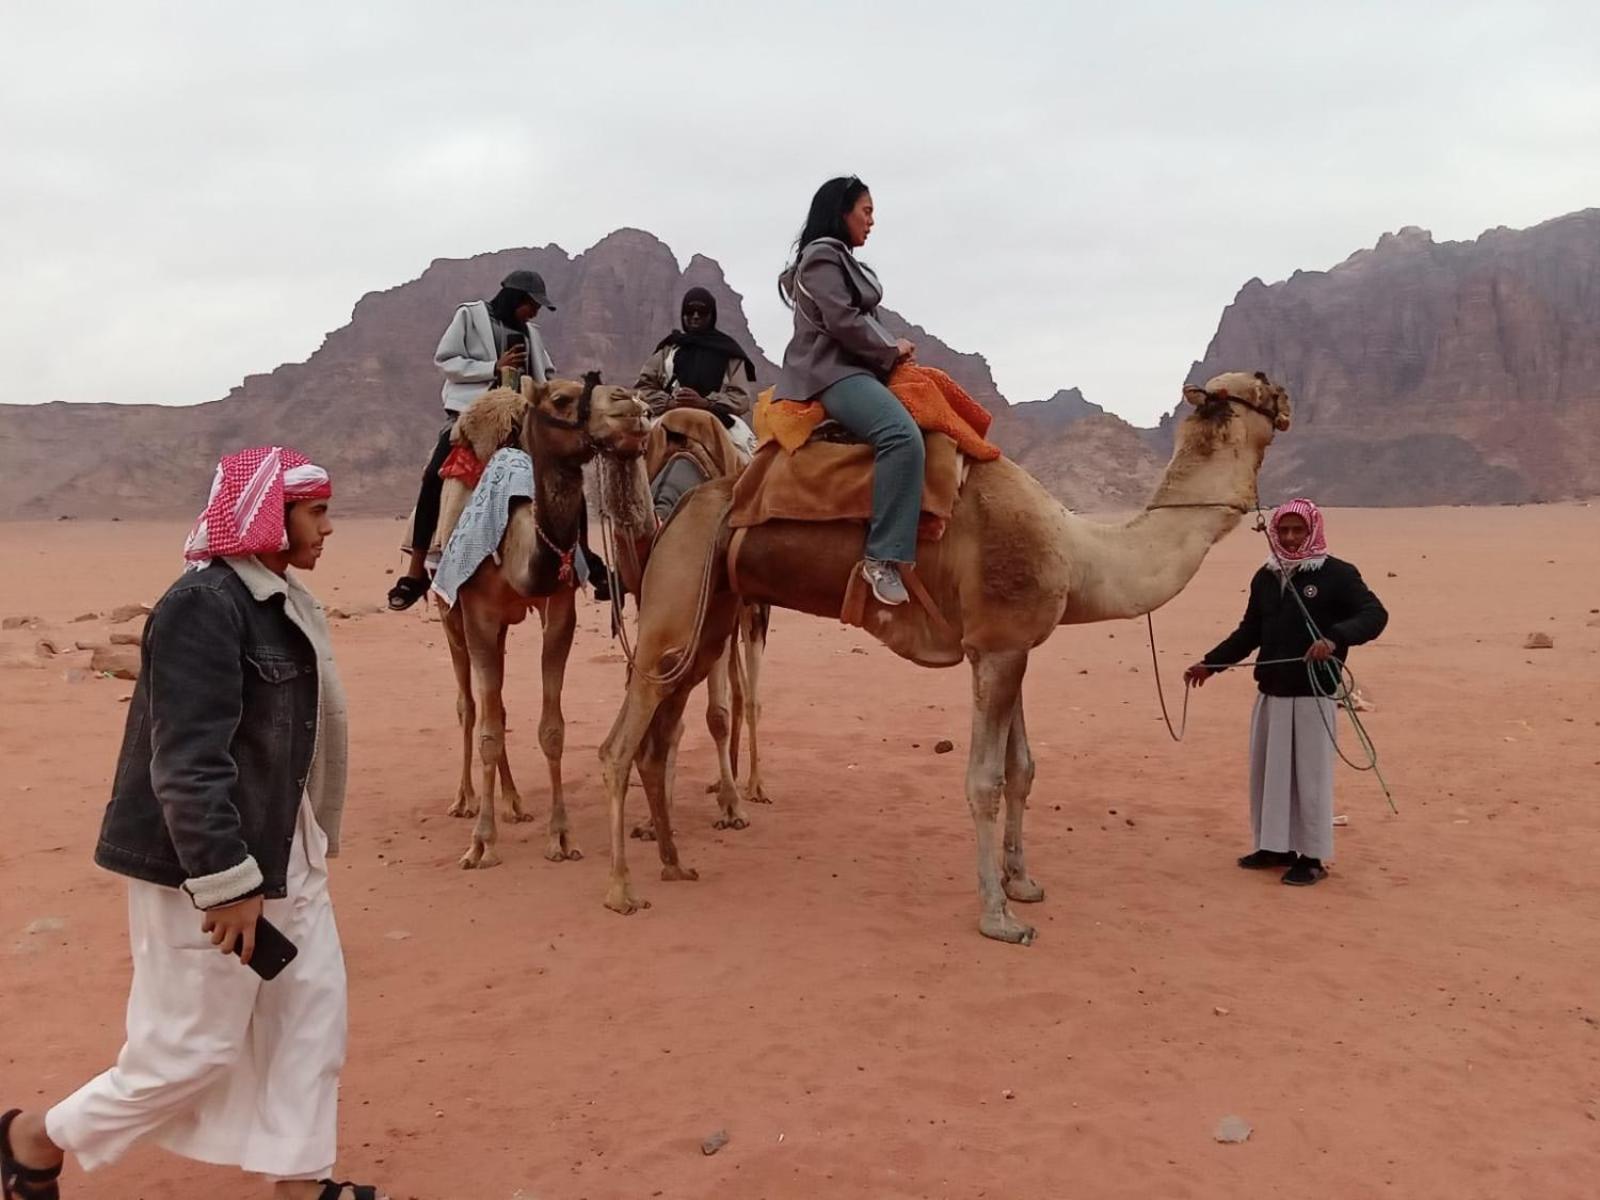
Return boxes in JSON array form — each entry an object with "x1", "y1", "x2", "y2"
[{"x1": 728, "y1": 429, "x2": 965, "y2": 539}]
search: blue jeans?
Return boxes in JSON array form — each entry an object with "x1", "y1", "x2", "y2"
[{"x1": 818, "y1": 373, "x2": 924, "y2": 563}]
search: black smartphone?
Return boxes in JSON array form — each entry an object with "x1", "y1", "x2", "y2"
[
  {"x1": 234, "y1": 914, "x2": 299, "y2": 981},
  {"x1": 504, "y1": 331, "x2": 528, "y2": 356}
]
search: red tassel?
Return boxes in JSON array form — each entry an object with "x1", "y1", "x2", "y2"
[{"x1": 558, "y1": 550, "x2": 576, "y2": 586}]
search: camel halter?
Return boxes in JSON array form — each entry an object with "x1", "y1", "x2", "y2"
[
  {"x1": 533, "y1": 370, "x2": 603, "y2": 434},
  {"x1": 1145, "y1": 389, "x2": 1290, "y2": 515}
]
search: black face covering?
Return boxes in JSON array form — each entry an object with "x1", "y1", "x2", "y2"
[
  {"x1": 656, "y1": 287, "x2": 756, "y2": 396},
  {"x1": 487, "y1": 286, "x2": 533, "y2": 330}
]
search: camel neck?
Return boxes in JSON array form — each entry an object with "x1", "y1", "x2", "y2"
[{"x1": 1059, "y1": 434, "x2": 1259, "y2": 623}]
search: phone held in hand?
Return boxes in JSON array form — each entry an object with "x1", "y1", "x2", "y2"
[{"x1": 235, "y1": 914, "x2": 299, "y2": 981}]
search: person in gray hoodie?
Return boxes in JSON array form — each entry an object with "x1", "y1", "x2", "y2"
[
  {"x1": 775, "y1": 176, "x2": 919, "y2": 606},
  {"x1": 386, "y1": 270, "x2": 557, "y2": 611}
]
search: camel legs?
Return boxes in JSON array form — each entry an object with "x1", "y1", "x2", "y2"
[
  {"x1": 966, "y1": 649, "x2": 1036, "y2": 944},
  {"x1": 1001, "y1": 701, "x2": 1044, "y2": 904},
  {"x1": 441, "y1": 601, "x2": 479, "y2": 819},
  {"x1": 494, "y1": 624, "x2": 529, "y2": 823},
  {"x1": 704, "y1": 641, "x2": 749, "y2": 830},
  {"x1": 538, "y1": 589, "x2": 582, "y2": 861},
  {"x1": 460, "y1": 606, "x2": 509, "y2": 870},
  {"x1": 600, "y1": 674, "x2": 669, "y2": 914},
  {"x1": 638, "y1": 685, "x2": 700, "y2": 881},
  {"x1": 738, "y1": 603, "x2": 771, "y2": 805}
]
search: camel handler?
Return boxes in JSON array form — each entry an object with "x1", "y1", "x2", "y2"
[
  {"x1": 1, "y1": 448, "x2": 387, "y2": 1200},
  {"x1": 635, "y1": 286, "x2": 760, "y2": 458},
  {"x1": 385, "y1": 269, "x2": 609, "y2": 609},
  {"x1": 1183, "y1": 498, "x2": 1388, "y2": 886}
]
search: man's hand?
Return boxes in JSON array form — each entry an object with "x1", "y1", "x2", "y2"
[
  {"x1": 672, "y1": 387, "x2": 707, "y2": 408},
  {"x1": 203, "y1": 894, "x2": 265, "y2": 964},
  {"x1": 495, "y1": 345, "x2": 527, "y2": 372},
  {"x1": 1183, "y1": 662, "x2": 1214, "y2": 688},
  {"x1": 894, "y1": 337, "x2": 916, "y2": 362},
  {"x1": 1305, "y1": 638, "x2": 1337, "y2": 663}
]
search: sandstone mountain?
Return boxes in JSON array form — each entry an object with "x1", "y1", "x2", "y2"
[
  {"x1": 1184, "y1": 209, "x2": 1600, "y2": 505},
  {"x1": 4, "y1": 210, "x2": 1598, "y2": 516}
]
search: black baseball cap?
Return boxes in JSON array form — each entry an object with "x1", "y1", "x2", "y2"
[{"x1": 500, "y1": 269, "x2": 556, "y2": 311}]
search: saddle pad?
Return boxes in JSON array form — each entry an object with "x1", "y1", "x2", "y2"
[{"x1": 729, "y1": 431, "x2": 963, "y2": 533}]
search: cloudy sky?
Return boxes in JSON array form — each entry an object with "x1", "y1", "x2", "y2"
[{"x1": 4, "y1": 1, "x2": 1598, "y2": 424}]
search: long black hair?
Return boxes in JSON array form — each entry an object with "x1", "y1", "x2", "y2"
[{"x1": 779, "y1": 175, "x2": 869, "y2": 305}]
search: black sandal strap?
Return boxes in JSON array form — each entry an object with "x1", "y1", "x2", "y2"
[
  {"x1": 2, "y1": 1110, "x2": 64, "y2": 1200},
  {"x1": 317, "y1": 1181, "x2": 379, "y2": 1200}
]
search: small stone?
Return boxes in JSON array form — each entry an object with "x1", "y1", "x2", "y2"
[
  {"x1": 327, "y1": 607, "x2": 352, "y2": 620},
  {"x1": 109, "y1": 631, "x2": 142, "y2": 646},
  {"x1": 701, "y1": 1129, "x2": 730, "y2": 1156},
  {"x1": 1386, "y1": 571, "x2": 1398, "y2": 578},
  {"x1": 108, "y1": 604, "x2": 150, "y2": 624},
  {"x1": 1125, "y1": 817, "x2": 1136, "y2": 827},
  {"x1": 1522, "y1": 632, "x2": 1554, "y2": 650},
  {"x1": 90, "y1": 645, "x2": 141, "y2": 680},
  {"x1": 933, "y1": 740, "x2": 955, "y2": 755},
  {"x1": 1214, "y1": 1006, "x2": 1231, "y2": 1017},
  {"x1": 1214, "y1": 1115, "x2": 1252, "y2": 1144},
  {"x1": 34, "y1": 639, "x2": 58, "y2": 658},
  {"x1": 2, "y1": 615, "x2": 38, "y2": 630},
  {"x1": 71, "y1": 612, "x2": 98, "y2": 623},
  {"x1": 1002, "y1": 1089, "x2": 1015, "y2": 1100}
]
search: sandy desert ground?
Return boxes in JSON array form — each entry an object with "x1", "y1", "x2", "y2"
[{"x1": 1, "y1": 505, "x2": 1598, "y2": 1199}]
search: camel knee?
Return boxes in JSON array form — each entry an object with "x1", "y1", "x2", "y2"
[
  {"x1": 705, "y1": 704, "x2": 732, "y2": 743},
  {"x1": 539, "y1": 721, "x2": 565, "y2": 760}
]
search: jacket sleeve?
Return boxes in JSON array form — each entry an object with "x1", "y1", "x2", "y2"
[
  {"x1": 706, "y1": 359, "x2": 753, "y2": 419},
  {"x1": 1204, "y1": 574, "x2": 1265, "y2": 666},
  {"x1": 144, "y1": 587, "x2": 262, "y2": 909},
  {"x1": 635, "y1": 346, "x2": 673, "y2": 417},
  {"x1": 434, "y1": 307, "x2": 497, "y2": 386},
  {"x1": 794, "y1": 251, "x2": 902, "y2": 374},
  {"x1": 1325, "y1": 563, "x2": 1389, "y2": 650}
]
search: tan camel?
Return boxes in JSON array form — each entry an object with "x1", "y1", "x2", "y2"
[
  {"x1": 432, "y1": 373, "x2": 650, "y2": 870},
  {"x1": 596, "y1": 371, "x2": 1293, "y2": 942},
  {"x1": 600, "y1": 407, "x2": 773, "y2": 834}
]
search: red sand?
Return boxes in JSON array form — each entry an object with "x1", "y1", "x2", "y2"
[{"x1": 2, "y1": 506, "x2": 1598, "y2": 1199}]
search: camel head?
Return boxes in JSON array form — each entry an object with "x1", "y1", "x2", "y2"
[
  {"x1": 1175, "y1": 370, "x2": 1292, "y2": 464},
  {"x1": 521, "y1": 372, "x2": 650, "y2": 462}
]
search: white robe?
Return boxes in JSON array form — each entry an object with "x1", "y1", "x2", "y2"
[
  {"x1": 46, "y1": 797, "x2": 347, "y2": 1179},
  {"x1": 1248, "y1": 693, "x2": 1338, "y2": 861}
]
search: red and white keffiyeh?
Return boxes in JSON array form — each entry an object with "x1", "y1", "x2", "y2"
[
  {"x1": 1264, "y1": 496, "x2": 1328, "y2": 573},
  {"x1": 183, "y1": 446, "x2": 332, "y2": 568}
]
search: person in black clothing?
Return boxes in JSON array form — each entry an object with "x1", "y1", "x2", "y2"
[{"x1": 1185, "y1": 498, "x2": 1388, "y2": 886}]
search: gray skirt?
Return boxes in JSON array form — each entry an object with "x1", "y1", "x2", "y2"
[{"x1": 1248, "y1": 694, "x2": 1338, "y2": 861}]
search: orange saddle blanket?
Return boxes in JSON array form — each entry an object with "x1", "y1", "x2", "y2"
[{"x1": 753, "y1": 363, "x2": 1001, "y2": 462}]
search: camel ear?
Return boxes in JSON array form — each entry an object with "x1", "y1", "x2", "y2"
[{"x1": 1182, "y1": 385, "x2": 1208, "y2": 407}]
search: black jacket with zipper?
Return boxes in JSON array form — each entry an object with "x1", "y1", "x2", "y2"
[{"x1": 1204, "y1": 556, "x2": 1388, "y2": 696}]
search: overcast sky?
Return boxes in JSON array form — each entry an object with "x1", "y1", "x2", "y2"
[{"x1": 4, "y1": 1, "x2": 1598, "y2": 425}]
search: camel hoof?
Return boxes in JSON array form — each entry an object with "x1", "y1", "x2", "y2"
[
  {"x1": 604, "y1": 885, "x2": 650, "y2": 915},
  {"x1": 713, "y1": 816, "x2": 750, "y2": 831},
  {"x1": 1004, "y1": 876, "x2": 1046, "y2": 904},
  {"x1": 544, "y1": 834, "x2": 582, "y2": 862},
  {"x1": 631, "y1": 824, "x2": 658, "y2": 842},
  {"x1": 745, "y1": 789, "x2": 774, "y2": 805},
  {"x1": 661, "y1": 864, "x2": 699, "y2": 882},
  {"x1": 446, "y1": 800, "x2": 477, "y2": 819},
  {"x1": 460, "y1": 846, "x2": 500, "y2": 870},
  {"x1": 979, "y1": 910, "x2": 1037, "y2": 945},
  {"x1": 503, "y1": 809, "x2": 536, "y2": 824}
]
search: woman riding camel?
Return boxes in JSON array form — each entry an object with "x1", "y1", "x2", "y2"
[
  {"x1": 636, "y1": 286, "x2": 759, "y2": 457},
  {"x1": 775, "y1": 175, "x2": 920, "y2": 606}
]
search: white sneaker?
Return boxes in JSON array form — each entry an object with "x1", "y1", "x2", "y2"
[{"x1": 862, "y1": 558, "x2": 909, "y2": 606}]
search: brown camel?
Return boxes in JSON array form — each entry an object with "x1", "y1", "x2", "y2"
[
  {"x1": 598, "y1": 406, "x2": 773, "y2": 834},
  {"x1": 431, "y1": 373, "x2": 650, "y2": 870},
  {"x1": 596, "y1": 371, "x2": 1293, "y2": 942}
]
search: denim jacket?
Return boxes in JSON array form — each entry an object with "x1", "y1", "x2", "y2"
[{"x1": 94, "y1": 560, "x2": 326, "y2": 908}]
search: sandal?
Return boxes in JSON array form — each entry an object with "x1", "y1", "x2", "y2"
[
  {"x1": 386, "y1": 575, "x2": 430, "y2": 611},
  {"x1": 1282, "y1": 858, "x2": 1329, "y2": 886},
  {"x1": 1, "y1": 1110, "x2": 62, "y2": 1200},
  {"x1": 316, "y1": 1182, "x2": 383, "y2": 1200}
]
